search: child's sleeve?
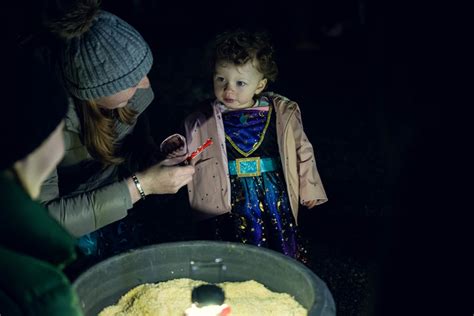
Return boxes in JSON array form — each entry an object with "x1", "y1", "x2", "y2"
[
  {"x1": 158, "y1": 113, "x2": 195, "y2": 165},
  {"x1": 291, "y1": 105, "x2": 328, "y2": 206},
  {"x1": 159, "y1": 133, "x2": 188, "y2": 165}
]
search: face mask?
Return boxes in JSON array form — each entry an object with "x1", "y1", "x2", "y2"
[
  {"x1": 127, "y1": 86, "x2": 155, "y2": 114},
  {"x1": 114, "y1": 87, "x2": 155, "y2": 140}
]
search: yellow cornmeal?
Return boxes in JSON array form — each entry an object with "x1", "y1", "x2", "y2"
[{"x1": 99, "y1": 278, "x2": 308, "y2": 316}]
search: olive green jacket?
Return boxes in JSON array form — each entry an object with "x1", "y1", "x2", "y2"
[{"x1": 0, "y1": 172, "x2": 82, "y2": 316}]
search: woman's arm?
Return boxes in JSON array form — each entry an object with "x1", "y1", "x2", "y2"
[
  {"x1": 39, "y1": 107, "x2": 194, "y2": 237},
  {"x1": 39, "y1": 169, "x2": 132, "y2": 237},
  {"x1": 40, "y1": 162, "x2": 194, "y2": 237}
]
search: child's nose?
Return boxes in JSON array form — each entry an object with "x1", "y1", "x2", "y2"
[{"x1": 224, "y1": 83, "x2": 234, "y2": 92}]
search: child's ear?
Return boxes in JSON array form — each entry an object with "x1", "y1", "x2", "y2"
[{"x1": 255, "y1": 78, "x2": 268, "y2": 94}]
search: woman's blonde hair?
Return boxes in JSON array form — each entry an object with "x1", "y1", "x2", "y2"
[{"x1": 77, "y1": 99, "x2": 137, "y2": 166}]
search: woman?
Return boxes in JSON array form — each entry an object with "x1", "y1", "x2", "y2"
[
  {"x1": 38, "y1": 2, "x2": 194, "y2": 261},
  {"x1": 0, "y1": 37, "x2": 82, "y2": 315}
]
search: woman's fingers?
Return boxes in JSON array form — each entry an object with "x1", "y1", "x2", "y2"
[
  {"x1": 161, "y1": 165, "x2": 194, "y2": 193},
  {"x1": 139, "y1": 163, "x2": 195, "y2": 195}
]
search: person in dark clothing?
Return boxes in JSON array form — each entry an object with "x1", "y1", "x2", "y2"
[{"x1": 0, "y1": 31, "x2": 83, "y2": 316}]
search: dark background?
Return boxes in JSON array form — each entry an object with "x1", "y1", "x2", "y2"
[{"x1": 100, "y1": 1, "x2": 459, "y2": 315}]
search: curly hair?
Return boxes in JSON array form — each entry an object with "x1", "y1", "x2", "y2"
[{"x1": 212, "y1": 30, "x2": 278, "y2": 82}]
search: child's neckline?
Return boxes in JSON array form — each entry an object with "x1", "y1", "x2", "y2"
[
  {"x1": 218, "y1": 98, "x2": 270, "y2": 112},
  {"x1": 229, "y1": 106, "x2": 269, "y2": 112}
]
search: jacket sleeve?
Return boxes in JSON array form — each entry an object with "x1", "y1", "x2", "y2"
[
  {"x1": 39, "y1": 169, "x2": 132, "y2": 237},
  {"x1": 291, "y1": 104, "x2": 328, "y2": 205}
]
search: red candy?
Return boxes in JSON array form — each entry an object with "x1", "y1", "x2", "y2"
[{"x1": 186, "y1": 138, "x2": 213, "y2": 162}]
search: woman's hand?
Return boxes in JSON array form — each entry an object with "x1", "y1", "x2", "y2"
[{"x1": 127, "y1": 161, "x2": 195, "y2": 203}]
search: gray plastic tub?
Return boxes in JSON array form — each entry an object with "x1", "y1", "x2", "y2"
[{"x1": 73, "y1": 241, "x2": 335, "y2": 315}]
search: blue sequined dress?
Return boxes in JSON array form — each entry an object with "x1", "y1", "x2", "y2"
[{"x1": 207, "y1": 97, "x2": 305, "y2": 259}]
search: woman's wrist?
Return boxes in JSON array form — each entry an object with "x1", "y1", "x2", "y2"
[
  {"x1": 132, "y1": 174, "x2": 146, "y2": 199},
  {"x1": 127, "y1": 175, "x2": 144, "y2": 204}
]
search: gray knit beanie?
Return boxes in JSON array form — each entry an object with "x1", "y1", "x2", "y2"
[{"x1": 59, "y1": 10, "x2": 153, "y2": 100}]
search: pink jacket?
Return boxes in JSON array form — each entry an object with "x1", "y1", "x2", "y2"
[{"x1": 183, "y1": 92, "x2": 327, "y2": 224}]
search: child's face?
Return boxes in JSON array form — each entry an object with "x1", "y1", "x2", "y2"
[{"x1": 213, "y1": 60, "x2": 267, "y2": 110}]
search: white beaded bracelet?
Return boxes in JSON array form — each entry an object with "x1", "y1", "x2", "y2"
[{"x1": 132, "y1": 174, "x2": 146, "y2": 200}]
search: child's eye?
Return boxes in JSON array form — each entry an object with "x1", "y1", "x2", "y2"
[
  {"x1": 215, "y1": 76, "x2": 225, "y2": 83},
  {"x1": 237, "y1": 81, "x2": 247, "y2": 87}
]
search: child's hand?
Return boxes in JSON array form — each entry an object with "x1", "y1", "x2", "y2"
[
  {"x1": 160, "y1": 134, "x2": 187, "y2": 158},
  {"x1": 302, "y1": 200, "x2": 318, "y2": 209}
]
